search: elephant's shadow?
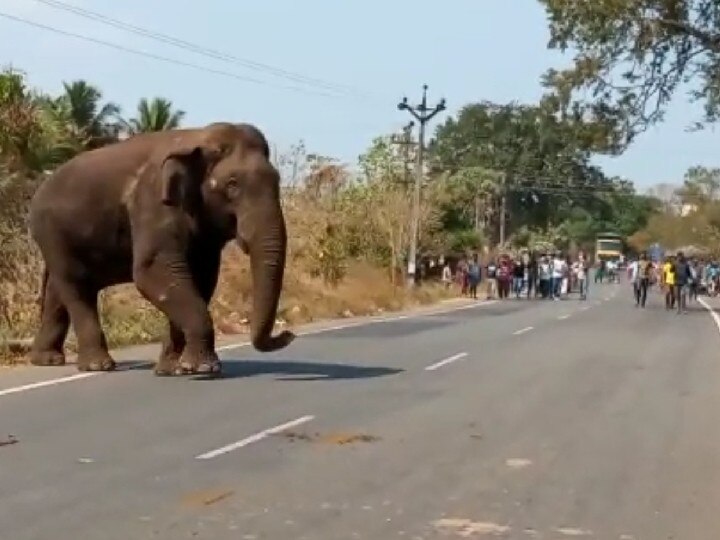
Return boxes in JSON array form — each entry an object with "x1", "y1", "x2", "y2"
[{"x1": 124, "y1": 358, "x2": 403, "y2": 381}]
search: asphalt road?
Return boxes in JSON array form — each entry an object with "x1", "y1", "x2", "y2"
[{"x1": 2, "y1": 281, "x2": 720, "y2": 539}]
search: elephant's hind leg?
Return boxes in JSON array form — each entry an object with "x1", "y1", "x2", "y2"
[
  {"x1": 55, "y1": 279, "x2": 115, "y2": 372},
  {"x1": 29, "y1": 275, "x2": 70, "y2": 367}
]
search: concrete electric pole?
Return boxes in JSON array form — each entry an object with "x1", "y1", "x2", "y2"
[
  {"x1": 390, "y1": 121, "x2": 416, "y2": 184},
  {"x1": 397, "y1": 84, "x2": 446, "y2": 288}
]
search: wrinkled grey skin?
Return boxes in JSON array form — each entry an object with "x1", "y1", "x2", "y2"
[{"x1": 27, "y1": 122, "x2": 295, "y2": 376}]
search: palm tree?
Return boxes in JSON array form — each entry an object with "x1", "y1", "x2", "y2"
[
  {"x1": 58, "y1": 80, "x2": 122, "y2": 149},
  {"x1": 124, "y1": 97, "x2": 185, "y2": 135}
]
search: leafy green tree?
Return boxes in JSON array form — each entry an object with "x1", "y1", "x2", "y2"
[
  {"x1": 124, "y1": 97, "x2": 185, "y2": 134},
  {"x1": 429, "y1": 99, "x2": 659, "y2": 250},
  {"x1": 675, "y1": 165, "x2": 720, "y2": 206},
  {"x1": 433, "y1": 166, "x2": 499, "y2": 251},
  {"x1": 539, "y1": 0, "x2": 720, "y2": 149},
  {"x1": 356, "y1": 134, "x2": 444, "y2": 280},
  {"x1": 430, "y1": 101, "x2": 614, "y2": 242}
]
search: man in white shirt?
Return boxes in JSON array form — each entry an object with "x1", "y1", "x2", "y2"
[
  {"x1": 627, "y1": 257, "x2": 640, "y2": 305},
  {"x1": 606, "y1": 259, "x2": 617, "y2": 283},
  {"x1": 538, "y1": 256, "x2": 551, "y2": 298},
  {"x1": 552, "y1": 252, "x2": 566, "y2": 299},
  {"x1": 573, "y1": 254, "x2": 588, "y2": 300}
]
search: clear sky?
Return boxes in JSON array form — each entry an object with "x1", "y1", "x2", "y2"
[{"x1": 2, "y1": 0, "x2": 719, "y2": 189}]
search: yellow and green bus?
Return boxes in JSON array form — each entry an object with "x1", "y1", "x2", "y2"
[{"x1": 594, "y1": 232, "x2": 624, "y2": 263}]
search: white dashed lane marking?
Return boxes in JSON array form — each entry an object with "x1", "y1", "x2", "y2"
[
  {"x1": 195, "y1": 415, "x2": 315, "y2": 460},
  {"x1": 513, "y1": 326, "x2": 534, "y2": 336},
  {"x1": 425, "y1": 352, "x2": 468, "y2": 372}
]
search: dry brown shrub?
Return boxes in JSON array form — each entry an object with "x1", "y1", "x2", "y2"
[{"x1": 0, "y1": 171, "x2": 43, "y2": 355}]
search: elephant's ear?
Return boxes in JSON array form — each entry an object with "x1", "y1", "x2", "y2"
[{"x1": 160, "y1": 147, "x2": 205, "y2": 207}]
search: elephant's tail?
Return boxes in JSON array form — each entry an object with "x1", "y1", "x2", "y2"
[{"x1": 37, "y1": 265, "x2": 48, "y2": 319}]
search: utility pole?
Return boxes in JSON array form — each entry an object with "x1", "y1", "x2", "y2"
[
  {"x1": 499, "y1": 172, "x2": 507, "y2": 247},
  {"x1": 390, "y1": 121, "x2": 416, "y2": 184},
  {"x1": 398, "y1": 84, "x2": 446, "y2": 288}
]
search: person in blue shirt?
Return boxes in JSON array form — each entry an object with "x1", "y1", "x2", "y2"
[{"x1": 672, "y1": 251, "x2": 693, "y2": 314}]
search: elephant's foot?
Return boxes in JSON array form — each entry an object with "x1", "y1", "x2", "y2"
[
  {"x1": 29, "y1": 349, "x2": 66, "y2": 367},
  {"x1": 153, "y1": 352, "x2": 180, "y2": 377},
  {"x1": 76, "y1": 352, "x2": 116, "y2": 372},
  {"x1": 175, "y1": 350, "x2": 222, "y2": 377}
]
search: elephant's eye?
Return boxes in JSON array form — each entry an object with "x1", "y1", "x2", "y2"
[{"x1": 226, "y1": 177, "x2": 242, "y2": 199}]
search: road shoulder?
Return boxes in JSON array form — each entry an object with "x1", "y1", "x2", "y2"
[{"x1": 0, "y1": 295, "x2": 488, "y2": 390}]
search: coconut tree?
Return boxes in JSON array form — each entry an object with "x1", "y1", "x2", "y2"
[
  {"x1": 124, "y1": 97, "x2": 185, "y2": 135},
  {"x1": 58, "y1": 80, "x2": 122, "y2": 149}
]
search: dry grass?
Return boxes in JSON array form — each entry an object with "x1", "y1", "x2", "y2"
[{"x1": 0, "y1": 240, "x2": 454, "y2": 365}]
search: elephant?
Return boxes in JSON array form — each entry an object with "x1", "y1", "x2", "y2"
[{"x1": 26, "y1": 122, "x2": 295, "y2": 376}]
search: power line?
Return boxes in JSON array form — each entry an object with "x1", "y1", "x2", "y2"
[
  {"x1": 32, "y1": 0, "x2": 378, "y2": 101},
  {"x1": 0, "y1": 11, "x2": 357, "y2": 100}
]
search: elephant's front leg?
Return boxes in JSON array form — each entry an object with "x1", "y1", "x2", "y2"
[
  {"x1": 134, "y1": 254, "x2": 220, "y2": 376},
  {"x1": 154, "y1": 249, "x2": 221, "y2": 376},
  {"x1": 154, "y1": 323, "x2": 185, "y2": 376}
]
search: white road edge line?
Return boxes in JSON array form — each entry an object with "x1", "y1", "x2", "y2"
[
  {"x1": 0, "y1": 300, "x2": 499, "y2": 398},
  {"x1": 195, "y1": 415, "x2": 315, "y2": 460},
  {"x1": 0, "y1": 360, "x2": 162, "y2": 397},
  {"x1": 698, "y1": 297, "x2": 720, "y2": 335},
  {"x1": 0, "y1": 372, "x2": 97, "y2": 397},
  {"x1": 513, "y1": 326, "x2": 534, "y2": 336},
  {"x1": 217, "y1": 300, "x2": 499, "y2": 351},
  {"x1": 425, "y1": 352, "x2": 468, "y2": 372}
]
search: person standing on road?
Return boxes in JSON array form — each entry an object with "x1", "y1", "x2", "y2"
[
  {"x1": 662, "y1": 256, "x2": 676, "y2": 310},
  {"x1": 497, "y1": 257, "x2": 511, "y2": 299},
  {"x1": 672, "y1": 251, "x2": 692, "y2": 314},
  {"x1": 512, "y1": 257, "x2": 525, "y2": 299},
  {"x1": 574, "y1": 253, "x2": 588, "y2": 300},
  {"x1": 486, "y1": 258, "x2": 498, "y2": 300},
  {"x1": 441, "y1": 262, "x2": 453, "y2": 290},
  {"x1": 456, "y1": 258, "x2": 468, "y2": 296},
  {"x1": 628, "y1": 256, "x2": 640, "y2": 304},
  {"x1": 707, "y1": 260, "x2": 720, "y2": 296},
  {"x1": 688, "y1": 258, "x2": 700, "y2": 303},
  {"x1": 538, "y1": 255, "x2": 551, "y2": 299},
  {"x1": 595, "y1": 259, "x2": 605, "y2": 283},
  {"x1": 636, "y1": 252, "x2": 652, "y2": 308},
  {"x1": 552, "y1": 251, "x2": 566, "y2": 300},
  {"x1": 526, "y1": 253, "x2": 538, "y2": 299},
  {"x1": 467, "y1": 256, "x2": 481, "y2": 300}
]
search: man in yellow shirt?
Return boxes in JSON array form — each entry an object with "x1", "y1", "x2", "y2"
[{"x1": 662, "y1": 256, "x2": 675, "y2": 310}]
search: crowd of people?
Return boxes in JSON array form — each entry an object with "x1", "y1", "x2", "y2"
[
  {"x1": 627, "y1": 251, "x2": 720, "y2": 313},
  {"x1": 439, "y1": 248, "x2": 720, "y2": 314},
  {"x1": 441, "y1": 250, "x2": 591, "y2": 301}
]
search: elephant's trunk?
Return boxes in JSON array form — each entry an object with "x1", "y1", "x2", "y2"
[{"x1": 245, "y1": 203, "x2": 294, "y2": 352}]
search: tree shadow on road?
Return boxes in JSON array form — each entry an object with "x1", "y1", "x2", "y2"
[{"x1": 191, "y1": 358, "x2": 404, "y2": 382}]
